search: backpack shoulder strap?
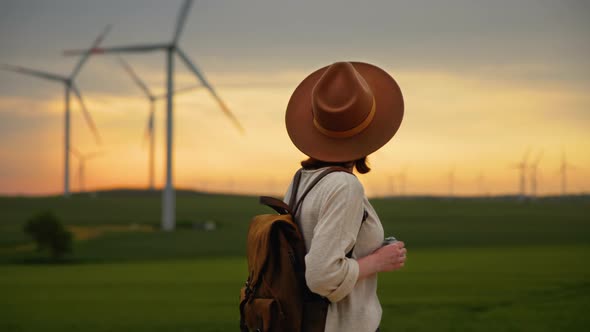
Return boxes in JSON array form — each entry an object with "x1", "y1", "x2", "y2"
[
  {"x1": 288, "y1": 168, "x2": 304, "y2": 210},
  {"x1": 258, "y1": 168, "x2": 306, "y2": 215},
  {"x1": 290, "y1": 167, "x2": 367, "y2": 259},
  {"x1": 291, "y1": 166, "x2": 351, "y2": 216},
  {"x1": 259, "y1": 196, "x2": 291, "y2": 215}
]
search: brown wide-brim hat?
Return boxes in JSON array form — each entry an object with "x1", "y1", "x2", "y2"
[{"x1": 285, "y1": 61, "x2": 404, "y2": 162}]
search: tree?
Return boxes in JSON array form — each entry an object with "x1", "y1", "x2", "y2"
[{"x1": 23, "y1": 211, "x2": 73, "y2": 260}]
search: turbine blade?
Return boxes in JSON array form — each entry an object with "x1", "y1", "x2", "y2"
[
  {"x1": 173, "y1": 0, "x2": 193, "y2": 43},
  {"x1": 533, "y1": 150, "x2": 544, "y2": 166},
  {"x1": 1, "y1": 64, "x2": 67, "y2": 82},
  {"x1": 86, "y1": 151, "x2": 104, "y2": 160},
  {"x1": 176, "y1": 48, "x2": 245, "y2": 134},
  {"x1": 142, "y1": 103, "x2": 155, "y2": 148},
  {"x1": 64, "y1": 43, "x2": 169, "y2": 56},
  {"x1": 522, "y1": 147, "x2": 531, "y2": 164},
  {"x1": 173, "y1": 84, "x2": 202, "y2": 96},
  {"x1": 144, "y1": 107, "x2": 155, "y2": 146},
  {"x1": 117, "y1": 56, "x2": 154, "y2": 99},
  {"x1": 153, "y1": 84, "x2": 202, "y2": 100},
  {"x1": 71, "y1": 84, "x2": 102, "y2": 144},
  {"x1": 69, "y1": 146, "x2": 82, "y2": 159},
  {"x1": 70, "y1": 24, "x2": 112, "y2": 79}
]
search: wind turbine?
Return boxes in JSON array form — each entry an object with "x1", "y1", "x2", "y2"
[
  {"x1": 70, "y1": 147, "x2": 103, "y2": 193},
  {"x1": 476, "y1": 171, "x2": 488, "y2": 197},
  {"x1": 388, "y1": 175, "x2": 396, "y2": 197},
  {"x1": 529, "y1": 150, "x2": 544, "y2": 199},
  {"x1": 65, "y1": 0, "x2": 244, "y2": 231},
  {"x1": 511, "y1": 148, "x2": 531, "y2": 200},
  {"x1": 559, "y1": 149, "x2": 575, "y2": 196},
  {"x1": 447, "y1": 166, "x2": 455, "y2": 198},
  {"x1": 2, "y1": 26, "x2": 110, "y2": 197},
  {"x1": 396, "y1": 167, "x2": 408, "y2": 197},
  {"x1": 116, "y1": 56, "x2": 201, "y2": 191}
]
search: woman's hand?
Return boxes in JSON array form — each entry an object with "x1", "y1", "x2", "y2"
[
  {"x1": 357, "y1": 241, "x2": 406, "y2": 281},
  {"x1": 372, "y1": 241, "x2": 406, "y2": 272}
]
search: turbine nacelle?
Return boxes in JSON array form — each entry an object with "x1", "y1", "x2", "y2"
[{"x1": 62, "y1": 2, "x2": 243, "y2": 135}]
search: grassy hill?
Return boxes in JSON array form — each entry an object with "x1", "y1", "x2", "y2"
[
  {"x1": 0, "y1": 191, "x2": 588, "y2": 331},
  {"x1": 1, "y1": 191, "x2": 588, "y2": 262}
]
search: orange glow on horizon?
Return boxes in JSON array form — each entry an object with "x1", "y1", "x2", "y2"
[{"x1": 1, "y1": 69, "x2": 589, "y2": 197}]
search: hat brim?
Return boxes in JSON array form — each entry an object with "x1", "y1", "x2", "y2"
[{"x1": 285, "y1": 62, "x2": 404, "y2": 162}]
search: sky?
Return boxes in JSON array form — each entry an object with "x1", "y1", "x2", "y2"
[{"x1": 0, "y1": 0, "x2": 589, "y2": 197}]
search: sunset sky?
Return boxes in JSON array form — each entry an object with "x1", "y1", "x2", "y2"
[{"x1": 1, "y1": 0, "x2": 589, "y2": 197}]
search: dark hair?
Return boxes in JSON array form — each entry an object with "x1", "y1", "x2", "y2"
[{"x1": 301, "y1": 156, "x2": 371, "y2": 174}]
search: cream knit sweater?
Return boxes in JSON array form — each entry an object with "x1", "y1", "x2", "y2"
[{"x1": 284, "y1": 168, "x2": 384, "y2": 332}]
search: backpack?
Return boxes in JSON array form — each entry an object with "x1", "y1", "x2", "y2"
[{"x1": 239, "y1": 166, "x2": 351, "y2": 332}]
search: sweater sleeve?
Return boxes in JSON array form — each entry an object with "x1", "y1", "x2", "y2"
[{"x1": 304, "y1": 173, "x2": 364, "y2": 303}]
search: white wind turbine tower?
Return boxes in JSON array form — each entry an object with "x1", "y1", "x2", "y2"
[
  {"x1": 559, "y1": 149, "x2": 575, "y2": 196},
  {"x1": 65, "y1": 0, "x2": 244, "y2": 231},
  {"x1": 70, "y1": 147, "x2": 103, "y2": 193},
  {"x1": 116, "y1": 56, "x2": 201, "y2": 191},
  {"x1": 511, "y1": 148, "x2": 531, "y2": 200},
  {"x1": 476, "y1": 171, "x2": 484, "y2": 196},
  {"x1": 1, "y1": 26, "x2": 111, "y2": 197},
  {"x1": 447, "y1": 166, "x2": 455, "y2": 198},
  {"x1": 529, "y1": 150, "x2": 543, "y2": 199},
  {"x1": 388, "y1": 175, "x2": 396, "y2": 197},
  {"x1": 397, "y1": 167, "x2": 407, "y2": 197}
]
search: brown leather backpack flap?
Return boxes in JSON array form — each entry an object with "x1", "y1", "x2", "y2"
[{"x1": 246, "y1": 214, "x2": 301, "y2": 287}]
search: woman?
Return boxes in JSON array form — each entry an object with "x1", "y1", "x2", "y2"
[{"x1": 284, "y1": 62, "x2": 407, "y2": 332}]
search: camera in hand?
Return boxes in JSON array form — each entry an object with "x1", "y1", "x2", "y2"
[{"x1": 382, "y1": 236, "x2": 398, "y2": 246}]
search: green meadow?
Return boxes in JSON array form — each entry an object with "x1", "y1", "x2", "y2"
[{"x1": 0, "y1": 192, "x2": 589, "y2": 331}]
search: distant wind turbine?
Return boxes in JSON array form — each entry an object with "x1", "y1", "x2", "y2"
[
  {"x1": 448, "y1": 166, "x2": 455, "y2": 198},
  {"x1": 389, "y1": 175, "x2": 396, "y2": 196},
  {"x1": 511, "y1": 148, "x2": 531, "y2": 200},
  {"x1": 116, "y1": 56, "x2": 201, "y2": 191},
  {"x1": 1, "y1": 25, "x2": 111, "y2": 197},
  {"x1": 529, "y1": 150, "x2": 544, "y2": 198},
  {"x1": 388, "y1": 167, "x2": 407, "y2": 197},
  {"x1": 476, "y1": 171, "x2": 486, "y2": 196},
  {"x1": 65, "y1": 0, "x2": 244, "y2": 231},
  {"x1": 70, "y1": 147, "x2": 103, "y2": 193},
  {"x1": 559, "y1": 149, "x2": 575, "y2": 196},
  {"x1": 397, "y1": 167, "x2": 407, "y2": 196}
]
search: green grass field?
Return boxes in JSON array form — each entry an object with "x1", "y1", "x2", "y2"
[{"x1": 0, "y1": 192, "x2": 589, "y2": 331}]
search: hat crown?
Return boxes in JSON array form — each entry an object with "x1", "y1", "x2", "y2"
[{"x1": 311, "y1": 62, "x2": 375, "y2": 134}]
